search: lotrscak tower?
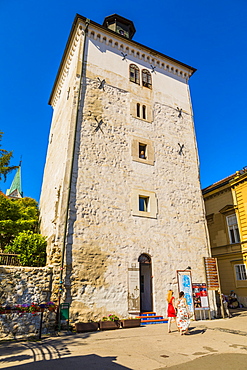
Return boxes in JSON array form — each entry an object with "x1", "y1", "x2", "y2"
[{"x1": 40, "y1": 14, "x2": 212, "y2": 321}]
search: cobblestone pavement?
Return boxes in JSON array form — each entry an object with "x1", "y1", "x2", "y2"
[{"x1": 1, "y1": 309, "x2": 247, "y2": 369}]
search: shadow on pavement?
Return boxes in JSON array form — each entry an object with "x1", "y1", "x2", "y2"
[
  {"x1": 163, "y1": 353, "x2": 247, "y2": 370},
  {"x1": 0, "y1": 330, "x2": 99, "y2": 361},
  {"x1": 189, "y1": 327, "x2": 206, "y2": 335},
  {"x1": 0, "y1": 354, "x2": 131, "y2": 370},
  {"x1": 0, "y1": 338, "x2": 72, "y2": 363}
]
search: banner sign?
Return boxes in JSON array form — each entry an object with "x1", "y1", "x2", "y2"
[
  {"x1": 177, "y1": 270, "x2": 194, "y2": 314},
  {"x1": 128, "y1": 268, "x2": 140, "y2": 312},
  {"x1": 204, "y1": 257, "x2": 219, "y2": 290},
  {"x1": 192, "y1": 283, "x2": 209, "y2": 309}
]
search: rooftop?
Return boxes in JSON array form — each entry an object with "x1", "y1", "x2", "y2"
[{"x1": 202, "y1": 168, "x2": 247, "y2": 195}]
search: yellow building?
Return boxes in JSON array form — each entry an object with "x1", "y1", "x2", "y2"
[{"x1": 203, "y1": 170, "x2": 247, "y2": 307}]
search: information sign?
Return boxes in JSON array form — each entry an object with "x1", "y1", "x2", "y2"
[
  {"x1": 204, "y1": 257, "x2": 219, "y2": 290},
  {"x1": 177, "y1": 270, "x2": 194, "y2": 314},
  {"x1": 192, "y1": 283, "x2": 209, "y2": 309},
  {"x1": 128, "y1": 268, "x2": 140, "y2": 312}
]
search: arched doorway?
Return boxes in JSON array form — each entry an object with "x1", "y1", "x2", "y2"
[{"x1": 138, "y1": 254, "x2": 153, "y2": 312}]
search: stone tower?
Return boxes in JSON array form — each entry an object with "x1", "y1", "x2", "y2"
[{"x1": 40, "y1": 14, "x2": 212, "y2": 320}]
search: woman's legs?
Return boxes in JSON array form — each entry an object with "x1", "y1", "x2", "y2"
[{"x1": 168, "y1": 317, "x2": 171, "y2": 333}]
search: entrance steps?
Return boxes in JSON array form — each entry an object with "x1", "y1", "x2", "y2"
[{"x1": 137, "y1": 312, "x2": 168, "y2": 325}]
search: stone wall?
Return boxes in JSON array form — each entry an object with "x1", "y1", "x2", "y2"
[
  {"x1": 0, "y1": 266, "x2": 53, "y2": 305},
  {"x1": 0, "y1": 311, "x2": 56, "y2": 340},
  {"x1": 0, "y1": 266, "x2": 55, "y2": 338}
]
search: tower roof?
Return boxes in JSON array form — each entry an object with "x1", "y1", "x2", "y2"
[
  {"x1": 6, "y1": 165, "x2": 22, "y2": 198},
  {"x1": 102, "y1": 14, "x2": 136, "y2": 39}
]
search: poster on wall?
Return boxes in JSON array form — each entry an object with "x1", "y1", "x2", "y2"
[
  {"x1": 177, "y1": 270, "x2": 194, "y2": 314},
  {"x1": 128, "y1": 268, "x2": 140, "y2": 313},
  {"x1": 192, "y1": 283, "x2": 209, "y2": 309}
]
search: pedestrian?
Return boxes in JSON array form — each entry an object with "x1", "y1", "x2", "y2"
[
  {"x1": 215, "y1": 290, "x2": 222, "y2": 318},
  {"x1": 222, "y1": 294, "x2": 232, "y2": 318},
  {"x1": 176, "y1": 291, "x2": 190, "y2": 335},
  {"x1": 167, "y1": 289, "x2": 176, "y2": 333},
  {"x1": 228, "y1": 290, "x2": 239, "y2": 308}
]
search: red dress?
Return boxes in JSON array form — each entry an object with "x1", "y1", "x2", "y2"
[{"x1": 167, "y1": 297, "x2": 176, "y2": 317}]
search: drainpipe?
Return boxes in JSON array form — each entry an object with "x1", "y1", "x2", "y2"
[{"x1": 58, "y1": 18, "x2": 90, "y2": 329}]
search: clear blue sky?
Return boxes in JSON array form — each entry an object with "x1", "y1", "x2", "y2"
[{"x1": 1, "y1": 0, "x2": 246, "y2": 201}]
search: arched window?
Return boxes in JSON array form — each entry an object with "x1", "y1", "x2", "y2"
[
  {"x1": 130, "y1": 64, "x2": 140, "y2": 84},
  {"x1": 142, "y1": 69, "x2": 152, "y2": 88},
  {"x1": 142, "y1": 105, "x2": 146, "y2": 120},
  {"x1": 138, "y1": 254, "x2": 151, "y2": 264},
  {"x1": 136, "y1": 103, "x2": 140, "y2": 117}
]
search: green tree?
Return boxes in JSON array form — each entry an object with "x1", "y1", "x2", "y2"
[
  {"x1": 5, "y1": 231, "x2": 47, "y2": 267},
  {"x1": 0, "y1": 193, "x2": 39, "y2": 250},
  {"x1": 0, "y1": 131, "x2": 18, "y2": 181}
]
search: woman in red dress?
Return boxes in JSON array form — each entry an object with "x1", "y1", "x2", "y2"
[{"x1": 167, "y1": 289, "x2": 176, "y2": 333}]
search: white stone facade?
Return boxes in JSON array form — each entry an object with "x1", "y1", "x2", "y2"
[{"x1": 40, "y1": 15, "x2": 212, "y2": 321}]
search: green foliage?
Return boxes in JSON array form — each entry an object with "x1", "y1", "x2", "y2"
[
  {"x1": 101, "y1": 314, "x2": 119, "y2": 321},
  {"x1": 5, "y1": 231, "x2": 47, "y2": 267},
  {"x1": 0, "y1": 131, "x2": 18, "y2": 181},
  {"x1": 0, "y1": 193, "x2": 39, "y2": 249}
]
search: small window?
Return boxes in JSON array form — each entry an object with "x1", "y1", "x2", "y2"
[
  {"x1": 131, "y1": 136, "x2": 154, "y2": 165},
  {"x1": 142, "y1": 69, "x2": 152, "y2": 88},
  {"x1": 130, "y1": 64, "x2": 140, "y2": 84},
  {"x1": 139, "y1": 196, "x2": 149, "y2": 212},
  {"x1": 227, "y1": 214, "x2": 240, "y2": 244},
  {"x1": 139, "y1": 143, "x2": 146, "y2": 159},
  {"x1": 136, "y1": 103, "x2": 140, "y2": 117},
  {"x1": 235, "y1": 264, "x2": 247, "y2": 280},
  {"x1": 130, "y1": 100, "x2": 152, "y2": 122},
  {"x1": 131, "y1": 189, "x2": 157, "y2": 218},
  {"x1": 142, "y1": 105, "x2": 146, "y2": 120}
]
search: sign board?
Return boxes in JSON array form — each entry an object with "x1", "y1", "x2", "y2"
[
  {"x1": 192, "y1": 283, "x2": 209, "y2": 309},
  {"x1": 128, "y1": 268, "x2": 140, "y2": 312},
  {"x1": 204, "y1": 257, "x2": 219, "y2": 290},
  {"x1": 177, "y1": 270, "x2": 194, "y2": 314}
]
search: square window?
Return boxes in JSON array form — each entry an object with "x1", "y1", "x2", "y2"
[
  {"x1": 131, "y1": 136, "x2": 154, "y2": 166},
  {"x1": 131, "y1": 189, "x2": 157, "y2": 218},
  {"x1": 139, "y1": 144, "x2": 146, "y2": 159},
  {"x1": 139, "y1": 196, "x2": 149, "y2": 212}
]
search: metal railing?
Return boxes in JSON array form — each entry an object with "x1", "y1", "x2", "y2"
[{"x1": 0, "y1": 253, "x2": 20, "y2": 266}]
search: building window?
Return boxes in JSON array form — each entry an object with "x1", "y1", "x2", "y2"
[
  {"x1": 142, "y1": 69, "x2": 152, "y2": 88},
  {"x1": 131, "y1": 189, "x2": 157, "y2": 218},
  {"x1": 139, "y1": 143, "x2": 146, "y2": 159},
  {"x1": 136, "y1": 103, "x2": 140, "y2": 117},
  {"x1": 234, "y1": 264, "x2": 247, "y2": 280},
  {"x1": 139, "y1": 196, "x2": 149, "y2": 212},
  {"x1": 131, "y1": 136, "x2": 154, "y2": 165},
  {"x1": 136, "y1": 103, "x2": 147, "y2": 120},
  {"x1": 130, "y1": 64, "x2": 140, "y2": 84},
  {"x1": 130, "y1": 100, "x2": 152, "y2": 122},
  {"x1": 227, "y1": 214, "x2": 240, "y2": 244},
  {"x1": 142, "y1": 105, "x2": 146, "y2": 120}
]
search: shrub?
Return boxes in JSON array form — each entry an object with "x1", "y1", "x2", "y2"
[{"x1": 5, "y1": 230, "x2": 47, "y2": 266}]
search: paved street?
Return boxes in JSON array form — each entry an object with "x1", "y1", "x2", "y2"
[{"x1": 1, "y1": 310, "x2": 247, "y2": 369}]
